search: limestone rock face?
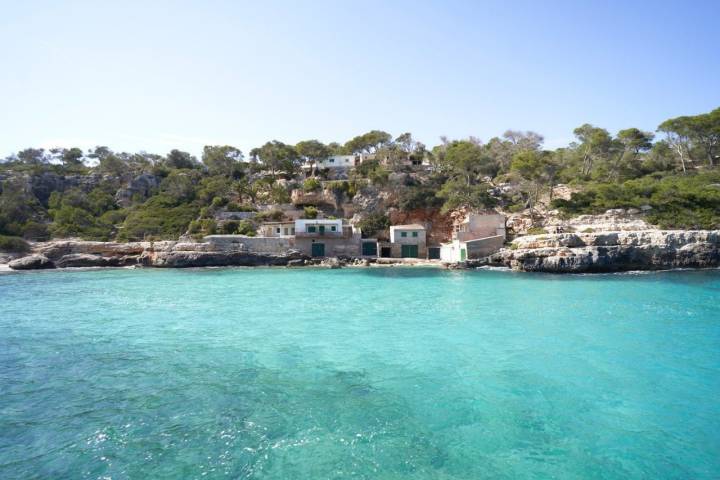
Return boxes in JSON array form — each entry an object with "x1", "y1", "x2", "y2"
[
  {"x1": 492, "y1": 230, "x2": 720, "y2": 273},
  {"x1": 36, "y1": 240, "x2": 147, "y2": 260},
  {"x1": 54, "y1": 253, "x2": 137, "y2": 268},
  {"x1": 9, "y1": 254, "x2": 55, "y2": 270},
  {"x1": 115, "y1": 174, "x2": 161, "y2": 207},
  {"x1": 148, "y1": 249, "x2": 307, "y2": 268}
]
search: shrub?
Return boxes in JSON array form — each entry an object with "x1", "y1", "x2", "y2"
[
  {"x1": 211, "y1": 196, "x2": 228, "y2": 208},
  {"x1": 303, "y1": 177, "x2": 322, "y2": 192},
  {"x1": 357, "y1": 212, "x2": 390, "y2": 238},
  {"x1": 509, "y1": 243, "x2": 519, "y2": 250},
  {"x1": 118, "y1": 195, "x2": 200, "y2": 241},
  {"x1": 303, "y1": 206, "x2": 318, "y2": 219},
  {"x1": 200, "y1": 219, "x2": 217, "y2": 235},
  {"x1": 255, "y1": 210, "x2": 284, "y2": 222},
  {"x1": 0, "y1": 235, "x2": 30, "y2": 253},
  {"x1": 551, "y1": 171, "x2": 720, "y2": 229},
  {"x1": 221, "y1": 220, "x2": 239, "y2": 234},
  {"x1": 188, "y1": 220, "x2": 201, "y2": 234},
  {"x1": 21, "y1": 221, "x2": 49, "y2": 241},
  {"x1": 236, "y1": 220, "x2": 256, "y2": 236},
  {"x1": 526, "y1": 227, "x2": 548, "y2": 235}
]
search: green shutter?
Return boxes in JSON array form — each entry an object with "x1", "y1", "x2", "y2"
[
  {"x1": 312, "y1": 243, "x2": 325, "y2": 257},
  {"x1": 362, "y1": 242, "x2": 377, "y2": 256}
]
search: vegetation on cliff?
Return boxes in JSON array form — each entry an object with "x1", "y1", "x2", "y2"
[{"x1": 1, "y1": 107, "x2": 718, "y2": 242}]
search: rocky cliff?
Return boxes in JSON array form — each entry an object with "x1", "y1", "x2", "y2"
[
  {"x1": 490, "y1": 230, "x2": 720, "y2": 273},
  {"x1": 6, "y1": 239, "x2": 307, "y2": 270}
]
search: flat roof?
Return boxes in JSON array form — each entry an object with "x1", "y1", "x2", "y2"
[{"x1": 391, "y1": 224, "x2": 425, "y2": 230}]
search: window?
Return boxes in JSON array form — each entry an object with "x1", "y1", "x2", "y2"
[
  {"x1": 284, "y1": 228, "x2": 289, "y2": 235},
  {"x1": 331, "y1": 226, "x2": 336, "y2": 232},
  {"x1": 276, "y1": 228, "x2": 280, "y2": 234},
  {"x1": 412, "y1": 231, "x2": 418, "y2": 237},
  {"x1": 329, "y1": 159, "x2": 335, "y2": 163},
  {"x1": 401, "y1": 232, "x2": 407, "y2": 238},
  {"x1": 308, "y1": 226, "x2": 316, "y2": 233},
  {"x1": 291, "y1": 228, "x2": 295, "y2": 234}
]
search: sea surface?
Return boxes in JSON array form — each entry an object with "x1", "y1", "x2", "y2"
[{"x1": 1, "y1": 267, "x2": 719, "y2": 479}]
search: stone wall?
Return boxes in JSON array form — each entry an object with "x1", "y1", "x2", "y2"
[{"x1": 465, "y1": 235, "x2": 505, "y2": 258}]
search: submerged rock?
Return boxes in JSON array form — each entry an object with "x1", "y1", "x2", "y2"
[{"x1": 9, "y1": 254, "x2": 55, "y2": 270}]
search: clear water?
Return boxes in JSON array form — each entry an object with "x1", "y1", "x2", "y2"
[{"x1": 1, "y1": 267, "x2": 719, "y2": 479}]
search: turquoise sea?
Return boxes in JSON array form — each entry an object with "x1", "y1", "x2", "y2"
[{"x1": 1, "y1": 267, "x2": 719, "y2": 479}]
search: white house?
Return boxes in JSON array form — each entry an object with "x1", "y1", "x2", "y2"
[
  {"x1": 301, "y1": 155, "x2": 361, "y2": 171},
  {"x1": 258, "y1": 221, "x2": 296, "y2": 237},
  {"x1": 388, "y1": 224, "x2": 427, "y2": 258},
  {"x1": 294, "y1": 218, "x2": 360, "y2": 257},
  {"x1": 294, "y1": 218, "x2": 344, "y2": 235}
]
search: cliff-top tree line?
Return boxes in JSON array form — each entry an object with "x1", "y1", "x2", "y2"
[{"x1": 1, "y1": 107, "x2": 719, "y2": 248}]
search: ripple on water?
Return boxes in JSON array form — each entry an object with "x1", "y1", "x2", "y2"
[{"x1": 0, "y1": 267, "x2": 719, "y2": 479}]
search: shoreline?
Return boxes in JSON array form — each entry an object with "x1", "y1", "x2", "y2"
[
  {"x1": 2, "y1": 260, "x2": 720, "y2": 277},
  {"x1": 2, "y1": 229, "x2": 719, "y2": 274}
]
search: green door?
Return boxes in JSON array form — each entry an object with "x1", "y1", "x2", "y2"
[
  {"x1": 311, "y1": 243, "x2": 325, "y2": 257},
  {"x1": 460, "y1": 248, "x2": 467, "y2": 261},
  {"x1": 401, "y1": 244, "x2": 418, "y2": 258},
  {"x1": 362, "y1": 241, "x2": 377, "y2": 256},
  {"x1": 319, "y1": 225, "x2": 325, "y2": 235},
  {"x1": 428, "y1": 247, "x2": 440, "y2": 260}
]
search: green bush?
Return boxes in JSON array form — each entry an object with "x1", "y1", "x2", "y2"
[
  {"x1": 357, "y1": 212, "x2": 389, "y2": 238},
  {"x1": 236, "y1": 220, "x2": 256, "y2": 236},
  {"x1": 220, "y1": 220, "x2": 239, "y2": 234},
  {"x1": 551, "y1": 171, "x2": 720, "y2": 229},
  {"x1": 526, "y1": 227, "x2": 548, "y2": 235},
  {"x1": 255, "y1": 210, "x2": 284, "y2": 222},
  {"x1": 117, "y1": 195, "x2": 200, "y2": 241},
  {"x1": 211, "y1": 196, "x2": 228, "y2": 208},
  {"x1": 0, "y1": 235, "x2": 30, "y2": 253},
  {"x1": 21, "y1": 221, "x2": 49, "y2": 240},
  {"x1": 303, "y1": 177, "x2": 322, "y2": 192},
  {"x1": 303, "y1": 206, "x2": 318, "y2": 219}
]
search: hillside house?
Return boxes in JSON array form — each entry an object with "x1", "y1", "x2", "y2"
[
  {"x1": 388, "y1": 224, "x2": 427, "y2": 258},
  {"x1": 258, "y1": 221, "x2": 296, "y2": 237},
  {"x1": 301, "y1": 155, "x2": 367, "y2": 173},
  {"x1": 294, "y1": 219, "x2": 361, "y2": 257}
]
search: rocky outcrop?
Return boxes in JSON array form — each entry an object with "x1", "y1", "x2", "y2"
[
  {"x1": 115, "y1": 174, "x2": 161, "y2": 207},
  {"x1": 7, "y1": 239, "x2": 310, "y2": 270},
  {"x1": 8, "y1": 254, "x2": 55, "y2": 270},
  {"x1": 145, "y1": 249, "x2": 307, "y2": 268},
  {"x1": 491, "y1": 230, "x2": 720, "y2": 273},
  {"x1": 36, "y1": 240, "x2": 147, "y2": 260},
  {"x1": 54, "y1": 253, "x2": 137, "y2": 268}
]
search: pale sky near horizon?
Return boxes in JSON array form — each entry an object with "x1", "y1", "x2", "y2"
[{"x1": 1, "y1": 0, "x2": 719, "y2": 159}]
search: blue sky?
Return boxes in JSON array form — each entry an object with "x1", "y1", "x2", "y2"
[{"x1": 1, "y1": 0, "x2": 719, "y2": 158}]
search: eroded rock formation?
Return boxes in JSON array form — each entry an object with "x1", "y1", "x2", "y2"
[{"x1": 491, "y1": 230, "x2": 720, "y2": 273}]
